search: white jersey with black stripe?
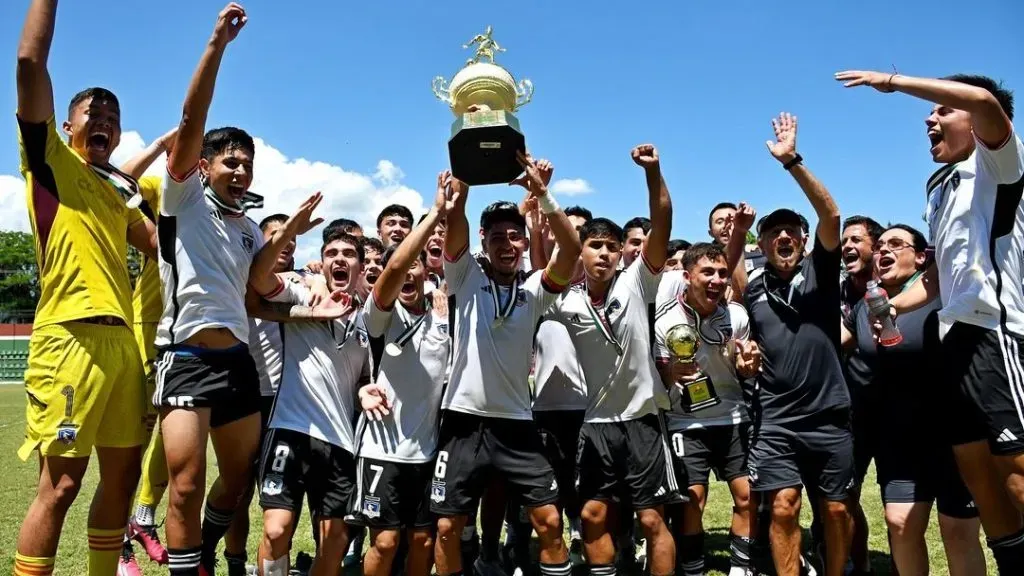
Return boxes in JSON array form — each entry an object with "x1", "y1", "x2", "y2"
[
  {"x1": 532, "y1": 319, "x2": 588, "y2": 412},
  {"x1": 249, "y1": 316, "x2": 283, "y2": 396},
  {"x1": 156, "y1": 169, "x2": 263, "y2": 346},
  {"x1": 926, "y1": 130, "x2": 1024, "y2": 339},
  {"x1": 266, "y1": 282, "x2": 369, "y2": 453},
  {"x1": 357, "y1": 292, "x2": 450, "y2": 463}
]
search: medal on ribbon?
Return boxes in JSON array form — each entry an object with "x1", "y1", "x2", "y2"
[
  {"x1": 385, "y1": 298, "x2": 431, "y2": 357},
  {"x1": 489, "y1": 275, "x2": 520, "y2": 327},
  {"x1": 584, "y1": 274, "x2": 623, "y2": 356}
]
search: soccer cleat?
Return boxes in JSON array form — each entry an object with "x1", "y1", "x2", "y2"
[
  {"x1": 473, "y1": 556, "x2": 509, "y2": 576},
  {"x1": 569, "y1": 535, "x2": 585, "y2": 567},
  {"x1": 128, "y1": 519, "x2": 169, "y2": 564},
  {"x1": 118, "y1": 542, "x2": 143, "y2": 576},
  {"x1": 293, "y1": 551, "x2": 313, "y2": 575}
]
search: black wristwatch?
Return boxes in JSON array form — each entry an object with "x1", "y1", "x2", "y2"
[{"x1": 783, "y1": 153, "x2": 803, "y2": 170}]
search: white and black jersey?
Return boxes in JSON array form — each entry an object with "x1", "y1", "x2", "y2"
[
  {"x1": 549, "y1": 256, "x2": 670, "y2": 423},
  {"x1": 656, "y1": 270, "x2": 687, "y2": 311},
  {"x1": 442, "y1": 246, "x2": 562, "y2": 420},
  {"x1": 654, "y1": 298, "x2": 750, "y2": 429},
  {"x1": 359, "y1": 292, "x2": 450, "y2": 463},
  {"x1": 926, "y1": 130, "x2": 1024, "y2": 338},
  {"x1": 265, "y1": 281, "x2": 369, "y2": 454},
  {"x1": 156, "y1": 169, "x2": 263, "y2": 346},
  {"x1": 532, "y1": 319, "x2": 588, "y2": 412},
  {"x1": 249, "y1": 316, "x2": 283, "y2": 397}
]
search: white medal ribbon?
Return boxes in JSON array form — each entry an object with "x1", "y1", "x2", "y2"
[
  {"x1": 489, "y1": 274, "x2": 520, "y2": 327},
  {"x1": 584, "y1": 273, "x2": 623, "y2": 356}
]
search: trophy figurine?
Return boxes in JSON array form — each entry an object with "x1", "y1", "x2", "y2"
[
  {"x1": 432, "y1": 26, "x2": 534, "y2": 186},
  {"x1": 665, "y1": 324, "x2": 721, "y2": 412}
]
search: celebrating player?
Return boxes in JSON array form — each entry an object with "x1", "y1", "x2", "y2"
[
  {"x1": 654, "y1": 242, "x2": 760, "y2": 576},
  {"x1": 352, "y1": 171, "x2": 458, "y2": 575},
  {"x1": 13, "y1": 1, "x2": 160, "y2": 574},
  {"x1": 546, "y1": 144, "x2": 680, "y2": 576},
  {"x1": 837, "y1": 68, "x2": 1024, "y2": 574},
  {"x1": 430, "y1": 151, "x2": 581, "y2": 576}
]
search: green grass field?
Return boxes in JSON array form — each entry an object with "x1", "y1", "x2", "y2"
[{"x1": 0, "y1": 385, "x2": 996, "y2": 575}]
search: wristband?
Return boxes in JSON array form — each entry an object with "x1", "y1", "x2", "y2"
[
  {"x1": 783, "y1": 153, "x2": 803, "y2": 171},
  {"x1": 537, "y1": 193, "x2": 559, "y2": 214}
]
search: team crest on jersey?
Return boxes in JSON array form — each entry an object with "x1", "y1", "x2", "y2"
[
  {"x1": 515, "y1": 289, "x2": 527, "y2": 307},
  {"x1": 56, "y1": 422, "x2": 78, "y2": 445},
  {"x1": 357, "y1": 329, "x2": 369, "y2": 348},
  {"x1": 262, "y1": 474, "x2": 283, "y2": 496},
  {"x1": 436, "y1": 323, "x2": 448, "y2": 336},
  {"x1": 241, "y1": 232, "x2": 255, "y2": 253},
  {"x1": 430, "y1": 480, "x2": 446, "y2": 503},
  {"x1": 362, "y1": 496, "x2": 381, "y2": 519},
  {"x1": 605, "y1": 298, "x2": 623, "y2": 322}
]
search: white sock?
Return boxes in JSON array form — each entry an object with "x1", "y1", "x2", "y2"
[
  {"x1": 728, "y1": 566, "x2": 748, "y2": 576},
  {"x1": 263, "y1": 556, "x2": 289, "y2": 576},
  {"x1": 570, "y1": 517, "x2": 582, "y2": 541},
  {"x1": 134, "y1": 504, "x2": 156, "y2": 527}
]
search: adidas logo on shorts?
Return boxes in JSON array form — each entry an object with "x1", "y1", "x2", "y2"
[{"x1": 997, "y1": 428, "x2": 1019, "y2": 443}]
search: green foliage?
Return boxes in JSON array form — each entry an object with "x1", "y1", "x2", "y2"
[
  {"x1": 0, "y1": 230, "x2": 38, "y2": 320},
  {"x1": 746, "y1": 230, "x2": 756, "y2": 245}
]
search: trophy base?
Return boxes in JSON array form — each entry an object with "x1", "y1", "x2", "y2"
[
  {"x1": 681, "y1": 376, "x2": 721, "y2": 413},
  {"x1": 448, "y1": 110, "x2": 525, "y2": 186}
]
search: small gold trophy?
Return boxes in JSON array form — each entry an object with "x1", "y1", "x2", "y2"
[
  {"x1": 432, "y1": 27, "x2": 534, "y2": 186},
  {"x1": 666, "y1": 324, "x2": 721, "y2": 412}
]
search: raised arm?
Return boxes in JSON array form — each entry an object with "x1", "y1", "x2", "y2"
[
  {"x1": 15, "y1": 0, "x2": 57, "y2": 124},
  {"x1": 513, "y1": 152, "x2": 581, "y2": 286},
  {"x1": 375, "y1": 171, "x2": 457, "y2": 309},
  {"x1": 726, "y1": 202, "x2": 756, "y2": 299},
  {"x1": 633, "y1": 144, "x2": 672, "y2": 269},
  {"x1": 167, "y1": 3, "x2": 247, "y2": 178},
  {"x1": 443, "y1": 176, "x2": 470, "y2": 260},
  {"x1": 836, "y1": 70, "x2": 1012, "y2": 150},
  {"x1": 250, "y1": 192, "x2": 324, "y2": 296},
  {"x1": 766, "y1": 113, "x2": 840, "y2": 252},
  {"x1": 122, "y1": 128, "x2": 177, "y2": 179}
]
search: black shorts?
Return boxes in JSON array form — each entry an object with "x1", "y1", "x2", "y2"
[
  {"x1": 850, "y1": 385, "x2": 882, "y2": 486},
  {"x1": 877, "y1": 452, "x2": 978, "y2": 519},
  {"x1": 349, "y1": 458, "x2": 434, "y2": 530},
  {"x1": 577, "y1": 413, "x2": 682, "y2": 509},
  {"x1": 154, "y1": 343, "x2": 261, "y2": 428},
  {"x1": 429, "y1": 410, "x2": 559, "y2": 516},
  {"x1": 258, "y1": 428, "x2": 356, "y2": 519},
  {"x1": 747, "y1": 411, "x2": 855, "y2": 501},
  {"x1": 668, "y1": 423, "x2": 749, "y2": 486},
  {"x1": 535, "y1": 410, "x2": 584, "y2": 513},
  {"x1": 940, "y1": 322, "x2": 1024, "y2": 455}
]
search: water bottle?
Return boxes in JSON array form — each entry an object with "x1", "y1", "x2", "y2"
[{"x1": 865, "y1": 280, "x2": 903, "y2": 347}]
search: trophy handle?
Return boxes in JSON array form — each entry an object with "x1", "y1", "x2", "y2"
[
  {"x1": 514, "y1": 78, "x2": 534, "y2": 110},
  {"x1": 432, "y1": 76, "x2": 453, "y2": 106}
]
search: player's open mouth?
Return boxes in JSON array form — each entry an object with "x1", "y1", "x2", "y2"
[
  {"x1": 87, "y1": 132, "x2": 110, "y2": 152},
  {"x1": 928, "y1": 130, "x2": 943, "y2": 152},
  {"x1": 332, "y1": 268, "x2": 349, "y2": 283},
  {"x1": 227, "y1": 183, "x2": 246, "y2": 199},
  {"x1": 498, "y1": 253, "x2": 516, "y2": 265},
  {"x1": 400, "y1": 282, "x2": 416, "y2": 295},
  {"x1": 427, "y1": 246, "x2": 443, "y2": 259},
  {"x1": 878, "y1": 254, "x2": 896, "y2": 270},
  {"x1": 777, "y1": 246, "x2": 795, "y2": 258},
  {"x1": 843, "y1": 250, "x2": 861, "y2": 266},
  {"x1": 706, "y1": 286, "x2": 722, "y2": 300},
  {"x1": 365, "y1": 272, "x2": 379, "y2": 285}
]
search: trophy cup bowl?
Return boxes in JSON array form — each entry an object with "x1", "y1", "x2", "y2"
[
  {"x1": 666, "y1": 324, "x2": 700, "y2": 363},
  {"x1": 432, "y1": 28, "x2": 534, "y2": 186}
]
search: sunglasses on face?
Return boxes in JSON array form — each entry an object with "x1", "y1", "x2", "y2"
[{"x1": 872, "y1": 238, "x2": 914, "y2": 253}]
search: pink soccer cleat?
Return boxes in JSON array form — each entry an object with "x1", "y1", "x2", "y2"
[
  {"x1": 117, "y1": 543, "x2": 143, "y2": 576},
  {"x1": 128, "y1": 519, "x2": 169, "y2": 565}
]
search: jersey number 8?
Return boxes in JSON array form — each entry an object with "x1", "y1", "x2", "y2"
[{"x1": 271, "y1": 445, "x2": 290, "y2": 473}]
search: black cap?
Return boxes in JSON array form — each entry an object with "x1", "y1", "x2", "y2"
[
  {"x1": 480, "y1": 201, "x2": 526, "y2": 231},
  {"x1": 757, "y1": 208, "x2": 804, "y2": 237}
]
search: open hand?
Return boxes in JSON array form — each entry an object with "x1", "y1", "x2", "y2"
[
  {"x1": 510, "y1": 152, "x2": 552, "y2": 196},
  {"x1": 359, "y1": 384, "x2": 391, "y2": 421},
  {"x1": 834, "y1": 70, "x2": 896, "y2": 93},
  {"x1": 434, "y1": 170, "x2": 460, "y2": 216},
  {"x1": 285, "y1": 192, "x2": 325, "y2": 237},
  {"x1": 213, "y1": 2, "x2": 247, "y2": 46},
  {"x1": 735, "y1": 339, "x2": 762, "y2": 378},
  {"x1": 309, "y1": 289, "x2": 353, "y2": 321},
  {"x1": 766, "y1": 112, "x2": 798, "y2": 164},
  {"x1": 631, "y1": 144, "x2": 660, "y2": 171}
]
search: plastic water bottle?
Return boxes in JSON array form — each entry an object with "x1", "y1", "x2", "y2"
[{"x1": 865, "y1": 280, "x2": 903, "y2": 347}]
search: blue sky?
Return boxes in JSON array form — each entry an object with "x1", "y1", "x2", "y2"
[{"x1": 1, "y1": 0, "x2": 1022, "y2": 261}]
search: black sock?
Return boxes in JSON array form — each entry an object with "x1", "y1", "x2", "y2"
[
  {"x1": 480, "y1": 533, "x2": 500, "y2": 562},
  {"x1": 589, "y1": 564, "x2": 616, "y2": 576},
  {"x1": 988, "y1": 527, "x2": 1024, "y2": 575},
  {"x1": 678, "y1": 532, "x2": 704, "y2": 576},
  {"x1": 168, "y1": 546, "x2": 202, "y2": 575},
  {"x1": 200, "y1": 503, "x2": 235, "y2": 567},
  {"x1": 225, "y1": 551, "x2": 247, "y2": 576},
  {"x1": 729, "y1": 532, "x2": 753, "y2": 569}
]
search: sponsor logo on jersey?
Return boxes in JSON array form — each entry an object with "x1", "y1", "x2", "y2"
[
  {"x1": 430, "y1": 480, "x2": 446, "y2": 503},
  {"x1": 362, "y1": 495, "x2": 381, "y2": 519}
]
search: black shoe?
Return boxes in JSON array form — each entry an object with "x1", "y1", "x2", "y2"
[{"x1": 294, "y1": 551, "x2": 313, "y2": 574}]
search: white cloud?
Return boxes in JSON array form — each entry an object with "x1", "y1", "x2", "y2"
[
  {"x1": 0, "y1": 130, "x2": 427, "y2": 266},
  {"x1": 549, "y1": 177, "x2": 594, "y2": 197}
]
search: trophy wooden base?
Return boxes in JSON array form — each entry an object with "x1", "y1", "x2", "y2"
[{"x1": 448, "y1": 109, "x2": 525, "y2": 186}]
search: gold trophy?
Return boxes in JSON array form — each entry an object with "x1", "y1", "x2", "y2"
[
  {"x1": 432, "y1": 27, "x2": 534, "y2": 186},
  {"x1": 665, "y1": 324, "x2": 721, "y2": 412}
]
